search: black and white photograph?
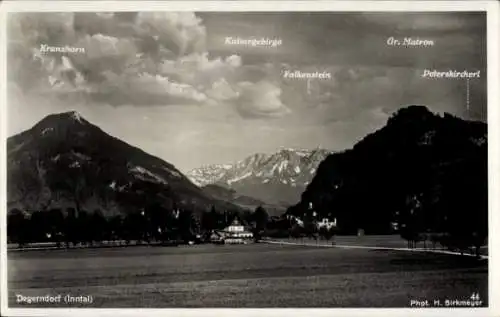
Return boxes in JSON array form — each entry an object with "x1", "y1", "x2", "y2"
[{"x1": 0, "y1": 1, "x2": 498, "y2": 315}]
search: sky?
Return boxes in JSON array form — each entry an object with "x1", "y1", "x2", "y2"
[{"x1": 6, "y1": 11, "x2": 487, "y2": 172}]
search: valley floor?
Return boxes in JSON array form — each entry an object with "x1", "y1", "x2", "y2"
[{"x1": 7, "y1": 236, "x2": 488, "y2": 308}]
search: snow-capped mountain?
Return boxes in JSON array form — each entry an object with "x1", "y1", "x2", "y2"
[
  {"x1": 187, "y1": 148, "x2": 332, "y2": 206},
  {"x1": 187, "y1": 164, "x2": 234, "y2": 186}
]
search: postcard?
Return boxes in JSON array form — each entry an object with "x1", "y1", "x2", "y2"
[{"x1": 0, "y1": 1, "x2": 498, "y2": 317}]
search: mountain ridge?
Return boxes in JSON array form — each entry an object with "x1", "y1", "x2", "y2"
[
  {"x1": 7, "y1": 111, "x2": 242, "y2": 217},
  {"x1": 187, "y1": 147, "x2": 332, "y2": 206},
  {"x1": 289, "y1": 105, "x2": 487, "y2": 235}
]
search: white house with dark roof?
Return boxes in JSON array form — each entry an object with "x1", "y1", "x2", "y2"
[
  {"x1": 219, "y1": 218, "x2": 253, "y2": 244},
  {"x1": 317, "y1": 217, "x2": 337, "y2": 230}
]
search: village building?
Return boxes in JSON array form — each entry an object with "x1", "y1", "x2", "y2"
[
  {"x1": 287, "y1": 202, "x2": 337, "y2": 231},
  {"x1": 286, "y1": 214, "x2": 304, "y2": 226},
  {"x1": 391, "y1": 222, "x2": 399, "y2": 232},
  {"x1": 316, "y1": 217, "x2": 337, "y2": 230},
  {"x1": 208, "y1": 230, "x2": 224, "y2": 244},
  {"x1": 217, "y1": 218, "x2": 254, "y2": 244}
]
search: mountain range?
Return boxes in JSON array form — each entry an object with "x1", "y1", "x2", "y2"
[
  {"x1": 187, "y1": 148, "x2": 331, "y2": 206},
  {"x1": 7, "y1": 105, "x2": 487, "y2": 234},
  {"x1": 6, "y1": 111, "x2": 242, "y2": 217}
]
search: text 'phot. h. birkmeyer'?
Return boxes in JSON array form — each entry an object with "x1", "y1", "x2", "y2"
[{"x1": 0, "y1": 1, "x2": 499, "y2": 317}]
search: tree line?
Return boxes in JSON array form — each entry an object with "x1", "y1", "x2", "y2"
[
  {"x1": 397, "y1": 151, "x2": 487, "y2": 257},
  {"x1": 7, "y1": 203, "x2": 344, "y2": 248},
  {"x1": 7, "y1": 203, "x2": 276, "y2": 248}
]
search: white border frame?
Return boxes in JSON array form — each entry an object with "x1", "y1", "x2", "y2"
[{"x1": 0, "y1": 1, "x2": 498, "y2": 317}]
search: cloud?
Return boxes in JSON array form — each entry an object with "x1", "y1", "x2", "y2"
[
  {"x1": 160, "y1": 52, "x2": 242, "y2": 87},
  {"x1": 7, "y1": 13, "x2": 78, "y2": 90},
  {"x1": 82, "y1": 71, "x2": 208, "y2": 106},
  {"x1": 8, "y1": 12, "x2": 76, "y2": 46},
  {"x1": 206, "y1": 78, "x2": 240, "y2": 101},
  {"x1": 357, "y1": 12, "x2": 485, "y2": 33},
  {"x1": 7, "y1": 12, "x2": 246, "y2": 110},
  {"x1": 235, "y1": 80, "x2": 290, "y2": 118},
  {"x1": 301, "y1": 65, "x2": 486, "y2": 126},
  {"x1": 135, "y1": 12, "x2": 207, "y2": 56},
  {"x1": 8, "y1": 11, "x2": 486, "y2": 126},
  {"x1": 46, "y1": 56, "x2": 87, "y2": 92},
  {"x1": 7, "y1": 12, "x2": 285, "y2": 118},
  {"x1": 79, "y1": 34, "x2": 137, "y2": 59},
  {"x1": 134, "y1": 73, "x2": 207, "y2": 102}
]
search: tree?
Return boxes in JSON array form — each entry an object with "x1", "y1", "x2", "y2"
[
  {"x1": 89, "y1": 209, "x2": 107, "y2": 244},
  {"x1": 289, "y1": 223, "x2": 303, "y2": 241},
  {"x1": 144, "y1": 201, "x2": 162, "y2": 242},
  {"x1": 201, "y1": 206, "x2": 217, "y2": 232},
  {"x1": 252, "y1": 206, "x2": 267, "y2": 241},
  {"x1": 177, "y1": 209, "x2": 197, "y2": 242},
  {"x1": 303, "y1": 215, "x2": 318, "y2": 241},
  {"x1": 64, "y1": 207, "x2": 78, "y2": 247},
  {"x1": 253, "y1": 206, "x2": 269, "y2": 240},
  {"x1": 438, "y1": 153, "x2": 487, "y2": 257},
  {"x1": 46, "y1": 208, "x2": 64, "y2": 247},
  {"x1": 122, "y1": 211, "x2": 146, "y2": 244},
  {"x1": 77, "y1": 210, "x2": 91, "y2": 245},
  {"x1": 7, "y1": 209, "x2": 28, "y2": 247},
  {"x1": 399, "y1": 193, "x2": 426, "y2": 249},
  {"x1": 29, "y1": 211, "x2": 53, "y2": 242},
  {"x1": 241, "y1": 209, "x2": 254, "y2": 228},
  {"x1": 108, "y1": 215, "x2": 124, "y2": 242},
  {"x1": 319, "y1": 226, "x2": 336, "y2": 245}
]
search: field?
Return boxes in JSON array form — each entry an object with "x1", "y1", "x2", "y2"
[{"x1": 7, "y1": 236, "x2": 488, "y2": 308}]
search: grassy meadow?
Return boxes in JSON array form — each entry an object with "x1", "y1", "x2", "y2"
[{"x1": 7, "y1": 236, "x2": 488, "y2": 307}]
